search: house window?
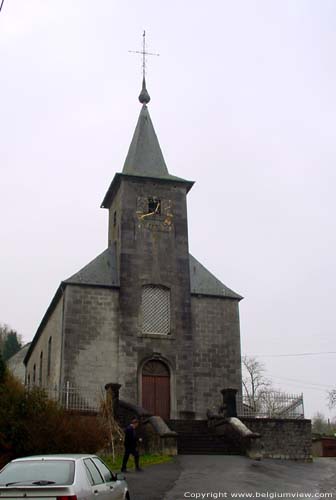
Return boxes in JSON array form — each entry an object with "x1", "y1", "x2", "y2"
[
  {"x1": 33, "y1": 364, "x2": 36, "y2": 384},
  {"x1": 47, "y1": 337, "x2": 52, "y2": 378},
  {"x1": 142, "y1": 285, "x2": 170, "y2": 335},
  {"x1": 27, "y1": 374, "x2": 31, "y2": 387},
  {"x1": 39, "y1": 351, "x2": 43, "y2": 386},
  {"x1": 113, "y1": 211, "x2": 117, "y2": 226}
]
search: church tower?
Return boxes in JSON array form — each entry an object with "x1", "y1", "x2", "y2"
[{"x1": 101, "y1": 78, "x2": 196, "y2": 418}]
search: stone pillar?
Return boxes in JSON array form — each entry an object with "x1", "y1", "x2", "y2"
[
  {"x1": 220, "y1": 388, "x2": 238, "y2": 417},
  {"x1": 105, "y1": 383, "x2": 121, "y2": 417}
]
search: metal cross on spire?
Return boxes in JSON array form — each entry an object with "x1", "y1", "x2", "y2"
[{"x1": 129, "y1": 31, "x2": 159, "y2": 104}]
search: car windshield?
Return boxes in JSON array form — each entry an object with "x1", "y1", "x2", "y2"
[{"x1": 0, "y1": 460, "x2": 75, "y2": 486}]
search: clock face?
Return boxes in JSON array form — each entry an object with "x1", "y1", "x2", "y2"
[{"x1": 136, "y1": 196, "x2": 173, "y2": 232}]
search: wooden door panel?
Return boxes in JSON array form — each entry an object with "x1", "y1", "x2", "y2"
[
  {"x1": 155, "y1": 376, "x2": 170, "y2": 420},
  {"x1": 142, "y1": 373, "x2": 170, "y2": 420},
  {"x1": 142, "y1": 375, "x2": 156, "y2": 415}
]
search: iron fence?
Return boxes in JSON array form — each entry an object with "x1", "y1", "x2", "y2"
[
  {"x1": 237, "y1": 392, "x2": 304, "y2": 419},
  {"x1": 27, "y1": 383, "x2": 305, "y2": 419},
  {"x1": 31, "y1": 382, "x2": 102, "y2": 412}
]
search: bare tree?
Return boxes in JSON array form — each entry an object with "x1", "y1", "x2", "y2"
[
  {"x1": 242, "y1": 356, "x2": 271, "y2": 413},
  {"x1": 312, "y1": 412, "x2": 336, "y2": 435},
  {"x1": 328, "y1": 389, "x2": 336, "y2": 409}
]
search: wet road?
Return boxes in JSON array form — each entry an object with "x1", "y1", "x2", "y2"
[{"x1": 125, "y1": 455, "x2": 336, "y2": 500}]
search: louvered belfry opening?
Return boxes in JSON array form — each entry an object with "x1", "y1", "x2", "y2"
[
  {"x1": 142, "y1": 285, "x2": 170, "y2": 335},
  {"x1": 142, "y1": 360, "x2": 170, "y2": 420}
]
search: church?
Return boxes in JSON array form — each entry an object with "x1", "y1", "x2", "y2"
[{"x1": 24, "y1": 76, "x2": 243, "y2": 420}]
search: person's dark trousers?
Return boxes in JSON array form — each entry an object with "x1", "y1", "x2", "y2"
[{"x1": 121, "y1": 447, "x2": 140, "y2": 471}]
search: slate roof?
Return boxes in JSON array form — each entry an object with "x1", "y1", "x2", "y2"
[
  {"x1": 64, "y1": 248, "x2": 241, "y2": 299},
  {"x1": 65, "y1": 248, "x2": 118, "y2": 287},
  {"x1": 189, "y1": 254, "x2": 243, "y2": 300},
  {"x1": 101, "y1": 104, "x2": 194, "y2": 208},
  {"x1": 122, "y1": 104, "x2": 189, "y2": 183}
]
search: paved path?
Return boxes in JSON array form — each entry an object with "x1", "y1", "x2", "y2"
[{"x1": 125, "y1": 456, "x2": 336, "y2": 500}]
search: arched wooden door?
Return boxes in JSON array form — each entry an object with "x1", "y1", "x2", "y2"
[{"x1": 142, "y1": 360, "x2": 170, "y2": 420}]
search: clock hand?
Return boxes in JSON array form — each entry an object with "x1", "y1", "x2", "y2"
[{"x1": 154, "y1": 201, "x2": 160, "y2": 214}]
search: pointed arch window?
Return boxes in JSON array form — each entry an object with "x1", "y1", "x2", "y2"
[{"x1": 142, "y1": 285, "x2": 170, "y2": 335}]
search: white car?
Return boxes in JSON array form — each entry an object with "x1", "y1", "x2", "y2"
[{"x1": 0, "y1": 454, "x2": 130, "y2": 500}]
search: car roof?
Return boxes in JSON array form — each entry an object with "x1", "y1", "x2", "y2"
[{"x1": 11, "y1": 454, "x2": 97, "y2": 462}]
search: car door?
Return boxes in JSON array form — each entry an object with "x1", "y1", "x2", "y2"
[
  {"x1": 91, "y1": 458, "x2": 125, "y2": 500},
  {"x1": 83, "y1": 458, "x2": 110, "y2": 500}
]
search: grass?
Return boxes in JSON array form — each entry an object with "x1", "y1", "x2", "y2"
[{"x1": 100, "y1": 453, "x2": 173, "y2": 472}]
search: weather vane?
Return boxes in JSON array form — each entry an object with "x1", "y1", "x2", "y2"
[{"x1": 129, "y1": 31, "x2": 159, "y2": 80}]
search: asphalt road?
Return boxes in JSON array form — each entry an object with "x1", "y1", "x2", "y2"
[{"x1": 125, "y1": 455, "x2": 336, "y2": 500}]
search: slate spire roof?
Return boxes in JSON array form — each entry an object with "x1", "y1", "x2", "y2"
[
  {"x1": 101, "y1": 77, "x2": 193, "y2": 208},
  {"x1": 122, "y1": 77, "x2": 186, "y2": 182},
  {"x1": 122, "y1": 102, "x2": 169, "y2": 178}
]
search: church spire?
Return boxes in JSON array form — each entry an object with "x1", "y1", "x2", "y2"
[
  {"x1": 100, "y1": 33, "x2": 194, "y2": 209},
  {"x1": 122, "y1": 32, "x2": 170, "y2": 177},
  {"x1": 122, "y1": 101, "x2": 169, "y2": 177}
]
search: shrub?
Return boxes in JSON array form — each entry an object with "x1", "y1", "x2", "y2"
[{"x1": 0, "y1": 374, "x2": 108, "y2": 468}]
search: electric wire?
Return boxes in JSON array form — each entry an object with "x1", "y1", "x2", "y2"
[{"x1": 245, "y1": 351, "x2": 336, "y2": 358}]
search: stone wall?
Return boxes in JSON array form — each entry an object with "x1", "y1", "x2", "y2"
[
  {"x1": 26, "y1": 296, "x2": 64, "y2": 389},
  {"x1": 7, "y1": 343, "x2": 31, "y2": 383},
  {"x1": 191, "y1": 295, "x2": 242, "y2": 418},
  {"x1": 242, "y1": 417, "x2": 312, "y2": 460},
  {"x1": 116, "y1": 177, "x2": 195, "y2": 417},
  {"x1": 62, "y1": 285, "x2": 120, "y2": 395}
]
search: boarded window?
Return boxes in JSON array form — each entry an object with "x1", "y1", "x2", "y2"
[{"x1": 142, "y1": 285, "x2": 170, "y2": 335}]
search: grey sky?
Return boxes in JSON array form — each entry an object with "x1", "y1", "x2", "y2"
[{"x1": 1, "y1": 0, "x2": 335, "y2": 419}]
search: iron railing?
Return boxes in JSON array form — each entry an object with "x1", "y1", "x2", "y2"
[
  {"x1": 28, "y1": 382, "x2": 102, "y2": 412},
  {"x1": 237, "y1": 392, "x2": 304, "y2": 419},
  {"x1": 27, "y1": 384, "x2": 305, "y2": 419}
]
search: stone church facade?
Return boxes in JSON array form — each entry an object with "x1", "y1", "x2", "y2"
[{"x1": 24, "y1": 80, "x2": 243, "y2": 420}]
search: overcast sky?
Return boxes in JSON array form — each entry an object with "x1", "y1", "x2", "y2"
[{"x1": 1, "y1": 0, "x2": 335, "y2": 419}]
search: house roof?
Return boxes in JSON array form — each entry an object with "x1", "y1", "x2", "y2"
[
  {"x1": 66, "y1": 248, "x2": 242, "y2": 299},
  {"x1": 189, "y1": 254, "x2": 243, "y2": 300},
  {"x1": 64, "y1": 248, "x2": 118, "y2": 287}
]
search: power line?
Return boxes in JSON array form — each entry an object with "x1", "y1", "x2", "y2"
[
  {"x1": 269, "y1": 374, "x2": 334, "y2": 390},
  {"x1": 0, "y1": 0, "x2": 4, "y2": 12},
  {"x1": 245, "y1": 351, "x2": 336, "y2": 358}
]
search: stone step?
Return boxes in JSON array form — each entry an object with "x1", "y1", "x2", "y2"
[{"x1": 168, "y1": 419, "x2": 245, "y2": 455}]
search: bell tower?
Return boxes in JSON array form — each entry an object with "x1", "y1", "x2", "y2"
[{"x1": 101, "y1": 75, "x2": 196, "y2": 418}]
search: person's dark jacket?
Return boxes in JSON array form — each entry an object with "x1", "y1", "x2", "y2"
[{"x1": 124, "y1": 424, "x2": 137, "y2": 450}]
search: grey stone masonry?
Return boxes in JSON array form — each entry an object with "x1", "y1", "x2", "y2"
[
  {"x1": 108, "y1": 175, "x2": 195, "y2": 417},
  {"x1": 62, "y1": 285, "x2": 120, "y2": 395},
  {"x1": 191, "y1": 296, "x2": 242, "y2": 418},
  {"x1": 242, "y1": 418, "x2": 312, "y2": 460},
  {"x1": 26, "y1": 296, "x2": 63, "y2": 389}
]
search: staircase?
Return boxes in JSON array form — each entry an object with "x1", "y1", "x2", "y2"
[{"x1": 169, "y1": 419, "x2": 244, "y2": 455}]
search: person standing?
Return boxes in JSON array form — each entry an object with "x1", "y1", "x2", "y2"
[{"x1": 121, "y1": 417, "x2": 143, "y2": 472}]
